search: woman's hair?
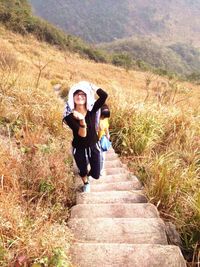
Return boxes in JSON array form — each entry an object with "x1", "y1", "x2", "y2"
[
  {"x1": 73, "y1": 90, "x2": 86, "y2": 97},
  {"x1": 101, "y1": 104, "x2": 110, "y2": 118}
]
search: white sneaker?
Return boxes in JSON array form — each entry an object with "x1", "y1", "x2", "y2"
[
  {"x1": 82, "y1": 183, "x2": 90, "y2": 193},
  {"x1": 100, "y1": 170, "x2": 106, "y2": 176}
]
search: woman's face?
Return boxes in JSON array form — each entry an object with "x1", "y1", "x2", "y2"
[{"x1": 73, "y1": 90, "x2": 87, "y2": 105}]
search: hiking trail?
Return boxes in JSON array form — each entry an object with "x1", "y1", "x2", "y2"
[{"x1": 68, "y1": 147, "x2": 186, "y2": 267}]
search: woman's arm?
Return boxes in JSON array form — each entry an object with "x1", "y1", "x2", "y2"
[
  {"x1": 92, "y1": 88, "x2": 108, "y2": 113},
  {"x1": 78, "y1": 119, "x2": 87, "y2": 137},
  {"x1": 73, "y1": 111, "x2": 87, "y2": 137},
  {"x1": 63, "y1": 113, "x2": 87, "y2": 137},
  {"x1": 105, "y1": 127, "x2": 110, "y2": 139}
]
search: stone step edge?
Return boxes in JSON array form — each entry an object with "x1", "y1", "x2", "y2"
[
  {"x1": 70, "y1": 203, "x2": 159, "y2": 218},
  {"x1": 76, "y1": 190, "x2": 147, "y2": 204},
  {"x1": 90, "y1": 180, "x2": 142, "y2": 190},
  {"x1": 69, "y1": 243, "x2": 186, "y2": 267},
  {"x1": 77, "y1": 190, "x2": 145, "y2": 195},
  {"x1": 68, "y1": 217, "x2": 168, "y2": 244}
]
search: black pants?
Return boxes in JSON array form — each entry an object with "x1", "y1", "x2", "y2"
[{"x1": 73, "y1": 143, "x2": 101, "y2": 179}]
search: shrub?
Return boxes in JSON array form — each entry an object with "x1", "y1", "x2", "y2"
[
  {"x1": 186, "y1": 72, "x2": 200, "y2": 84},
  {"x1": 80, "y1": 47, "x2": 108, "y2": 63},
  {"x1": 0, "y1": 44, "x2": 19, "y2": 70},
  {"x1": 136, "y1": 59, "x2": 150, "y2": 71},
  {"x1": 112, "y1": 53, "x2": 132, "y2": 70}
]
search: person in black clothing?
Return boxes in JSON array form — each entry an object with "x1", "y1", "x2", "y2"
[{"x1": 63, "y1": 81, "x2": 108, "y2": 192}]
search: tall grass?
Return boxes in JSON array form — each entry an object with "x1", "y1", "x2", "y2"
[
  {"x1": 0, "y1": 24, "x2": 199, "y2": 265},
  {"x1": 0, "y1": 42, "x2": 74, "y2": 266},
  {"x1": 110, "y1": 87, "x2": 200, "y2": 264}
]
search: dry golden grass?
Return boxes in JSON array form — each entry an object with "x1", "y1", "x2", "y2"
[
  {"x1": 0, "y1": 27, "x2": 76, "y2": 266},
  {"x1": 110, "y1": 100, "x2": 199, "y2": 264},
  {"x1": 0, "y1": 25, "x2": 199, "y2": 265}
]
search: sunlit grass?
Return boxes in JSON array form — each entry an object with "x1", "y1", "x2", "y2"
[
  {"x1": 110, "y1": 98, "x2": 200, "y2": 263},
  {"x1": 0, "y1": 32, "x2": 75, "y2": 265},
  {"x1": 0, "y1": 25, "x2": 200, "y2": 265}
]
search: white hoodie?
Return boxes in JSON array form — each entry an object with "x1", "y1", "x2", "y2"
[{"x1": 63, "y1": 81, "x2": 99, "y2": 117}]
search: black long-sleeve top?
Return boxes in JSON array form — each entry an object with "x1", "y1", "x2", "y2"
[{"x1": 64, "y1": 88, "x2": 108, "y2": 148}]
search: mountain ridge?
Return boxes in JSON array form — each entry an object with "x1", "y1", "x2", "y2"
[
  {"x1": 29, "y1": 0, "x2": 200, "y2": 46},
  {"x1": 2, "y1": 0, "x2": 200, "y2": 77},
  {"x1": 98, "y1": 37, "x2": 200, "y2": 76}
]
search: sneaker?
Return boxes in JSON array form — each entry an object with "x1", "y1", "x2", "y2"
[
  {"x1": 82, "y1": 182, "x2": 90, "y2": 193},
  {"x1": 100, "y1": 169, "x2": 106, "y2": 176}
]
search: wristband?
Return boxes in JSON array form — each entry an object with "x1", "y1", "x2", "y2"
[{"x1": 79, "y1": 124, "x2": 86, "y2": 128}]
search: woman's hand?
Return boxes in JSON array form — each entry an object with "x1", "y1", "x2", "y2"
[
  {"x1": 73, "y1": 110, "x2": 85, "y2": 120},
  {"x1": 90, "y1": 83, "x2": 99, "y2": 93},
  {"x1": 73, "y1": 110, "x2": 87, "y2": 137},
  {"x1": 106, "y1": 133, "x2": 110, "y2": 140}
]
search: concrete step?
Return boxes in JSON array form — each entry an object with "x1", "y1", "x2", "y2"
[
  {"x1": 74, "y1": 174, "x2": 141, "y2": 191},
  {"x1": 106, "y1": 147, "x2": 116, "y2": 154},
  {"x1": 76, "y1": 190, "x2": 147, "y2": 204},
  {"x1": 68, "y1": 218, "x2": 168, "y2": 244},
  {"x1": 70, "y1": 243, "x2": 186, "y2": 267},
  {"x1": 70, "y1": 146, "x2": 187, "y2": 266},
  {"x1": 91, "y1": 180, "x2": 142, "y2": 191},
  {"x1": 105, "y1": 153, "x2": 119, "y2": 161},
  {"x1": 105, "y1": 167, "x2": 128, "y2": 175},
  {"x1": 90, "y1": 173, "x2": 138, "y2": 184},
  {"x1": 75, "y1": 173, "x2": 141, "y2": 188},
  {"x1": 104, "y1": 159, "x2": 122, "y2": 168},
  {"x1": 70, "y1": 203, "x2": 159, "y2": 218}
]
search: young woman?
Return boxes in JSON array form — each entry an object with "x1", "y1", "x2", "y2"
[{"x1": 63, "y1": 81, "x2": 108, "y2": 192}]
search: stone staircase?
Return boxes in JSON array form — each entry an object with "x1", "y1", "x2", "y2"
[{"x1": 68, "y1": 147, "x2": 186, "y2": 267}]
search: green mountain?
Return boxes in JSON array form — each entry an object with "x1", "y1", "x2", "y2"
[
  {"x1": 2, "y1": 0, "x2": 200, "y2": 78},
  {"x1": 27, "y1": 0, "x2": 200, "y2": 77},
  {"x1": 29, "y1": 0, "x2": 200, "y2": 46},
  {"x1": 0, "y1": 0, "x2": 110, "y2": 64},
  {"x1": 99, "y1": 37, "x2": 200, "y2": 76}
]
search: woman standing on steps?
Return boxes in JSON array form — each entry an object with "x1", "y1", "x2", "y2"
[{"x1": 63, "y1": 81, "x2": 108, "y2": 193}]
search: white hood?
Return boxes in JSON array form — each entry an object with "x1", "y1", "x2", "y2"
[
  {"x1": 63, "y1": 81, "x2": 99, "y2": 118},
  {"x1": 68, "y1": 81, "x2": 99, "y2": 111}
]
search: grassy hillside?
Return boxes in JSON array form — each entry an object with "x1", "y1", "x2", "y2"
[
  {"x1": 28, "y1": 0, "x2": 200, "y2": 79},
  {"x1": 1, "y1": 0, "x2": 175, "y2": 77},
  {"x1": 0, "y1": 0, "x2": 110, "y2": 64},
  {"x1": 0, "y1": 25, "x2": 199, "y2": 266},
  {"x1": 29, "y1": 0, "x2": 200, "y2": 46},
  {"x1": 99, "y1": 37, "x2": 200, "y2": 77}
]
